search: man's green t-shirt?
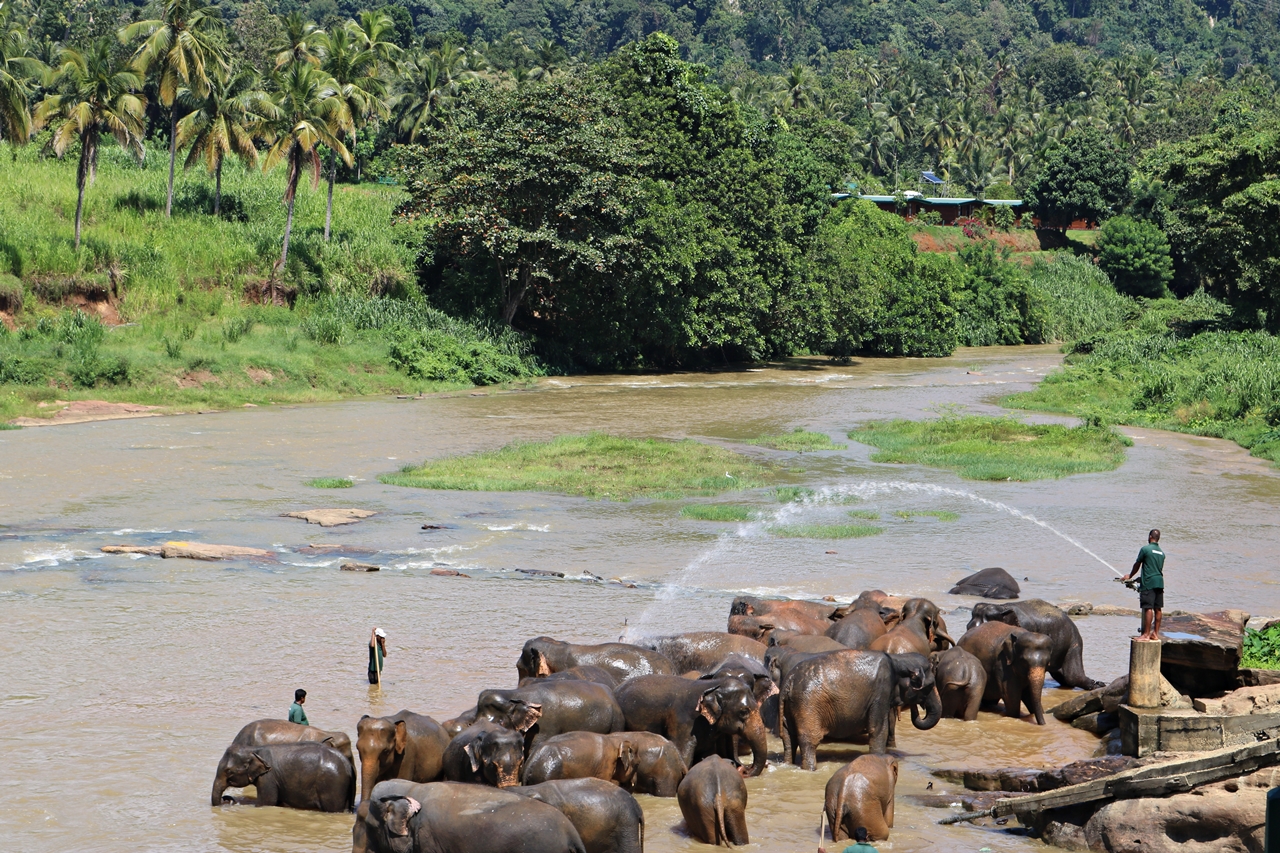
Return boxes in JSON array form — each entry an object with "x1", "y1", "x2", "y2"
[
  {"x1": 1137, "y1": 543, "x2": 1165, "y2": 590},
  {"x1": 842, "y1": 843, "x2": 878, "y2": 853},
  {"x1": 368, "y1": 643, "x2": 385, "y2": 674},
  {"x1": 288, "y1": 702, "x2": 309, "y2": 726}
]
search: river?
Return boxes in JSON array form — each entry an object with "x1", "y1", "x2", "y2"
[{"x1": 2, "y1": 344, "x2": 1278, "y2": 853}]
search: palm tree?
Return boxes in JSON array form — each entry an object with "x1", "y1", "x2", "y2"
[
  {"x1": 273, "y1": 11, "x2": 326, "y2": 69},
  {"x1": 122, "y1": 0, "x2": 227, "y2": 218},
  {"x1": 527, "y1": 38, "x2": 566, "y2": 80},
  {"x1": 259, "y1": 61, "x2": 350, "y2": 278},
  {"x1": 319, "y1": 23, "x2": 385, "y2": 240},
  {"x1": 35, "y1": 40, "x2": 146, "y2": 249},
  {"x1": 0, "y1": 2, "x2": 43, "y2": 143},
  {"x1": 782, "y1": 63, "x2": 816, "y2": 109},
  {"x1": 175, "y1": 66, "x2": 265, "y2": 216},
  {"x1": 390, "y1": 43, "x2": 474, "y2": 142}
]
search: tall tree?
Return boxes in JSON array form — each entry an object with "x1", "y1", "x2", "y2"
[
  {"x1": 35, "y1": 40, "x2": 146, "y2": 249},
  {"x1": 272, "y1": 11, "x2": 325, "y2": 69},
  {"x1": 175, "y1": 66, "x2": 265, "y2": 216},
  {"x1": 1, "y1": 1, "x2": 43, "y2": 143},
  {"x1": 258, "y1": 61, "x2": 350, "y2": 278},
  {"x1": 122, "y1": 0, "x2": 227, "y2": 218},
  {"x1": 318, "y1": 22, "x2": 385, "y2": 241}
]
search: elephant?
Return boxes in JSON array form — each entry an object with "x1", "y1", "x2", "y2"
[
  {"x1": 930, "y1": 646, "x2": 987, "y2": 721},
  {"x1": 523, "y1": 731, "x2": 639, "y2": 787},
  {"x1": 515, "y1": 779, "x2": 645, "y2": 853},
  {"x1": 824, "y1": 754, "x2": 898, "y2": 842},
  {"x1": 519, "y1": 665, "x2": 622, "y2": 690},
  {"x1": 475, "y1": 681, "x2": 625, "y2": 755},
  {"x1": 218, "y1": 719, "x2": 355, "y2": 807},
  {"x1": 441, "y1": 721, "x2": 526, "y2": 787},
  {"x1": 356, "y1": 711, "x2": 452, "y2": 809},
  {"x1": 779, "y1": 650, "x2": 941, "y2": 769},
  {"x1": 958, "y1": 621, "x2": 1053, "y2": 724},
  {"x1": 966, "y1": 599, "x2": 1103, "y2": 690},
  {"x1": 949, "y1": 567, "x2": 1021, "y2": 599},
  {"x1": 615, "y1": 674, "x2": 767, "y2": 777},
  {"x1": 730, "y1": 595, "x2": 836, "y2": 622},
  {"x1": 869, "y1": 601, "x2": 954, "y2": 657},
  {"x1": 700, "y1": 655, "x2": 778, "y2": 762},
  {"x1": 212, "y1": 742, "x2": 353, "y2": 811},
  {"x1": 637, "y1": 632, "x2": 766, "y2": 672},
  {"x1": 518, "y1": 637, "x2": 675, "y2": 684},
  {"x1": 359, "y1": 780, "x2": 586, "y2": 853},
  {"x1": 824, "y1": 606, "x2": 897, "y2": 649},
  {"x1": 727, "y1": 610, "x2": 830, "y2": 640},
  {"x1": 677, "y1": 756, "x2": 749, "y2": 847},
  {"x1": 768, "y1": 630, "x2": 848, "y2": 654}
]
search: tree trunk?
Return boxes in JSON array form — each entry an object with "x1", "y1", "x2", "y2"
[
  {"x1": 324, "y1": 148, "x2": 336, "y2": 242},
  {"x1": 166, "y1": 108, "x2": 177, "y2": 218},
  {"x1": 280, "y1": 179, "x2": 296, "y2": 271},
  {"x1": 214, "y1": 159, "x2": 222, "y2": 217},
  {"x1": 74, "y1": 135, "x2": 91, "y2": 251},
  {"x1": 501, "y1": 266, "x2": 530, "y2": 326}
]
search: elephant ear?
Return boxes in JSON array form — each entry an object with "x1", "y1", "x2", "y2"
[
  {"x1": 616, "y1": 741, "x2": 637, "y2": 784},
  {"x1": 752, "y1": 674, "x2": 779, "y2": 701},
  {"x1": 510, "y1": 701, "x2": 543, "y2": 732},
  {"x1": 996, "y1": 609, "x2": 1020, "y2": 626},
  {"x1": 998, "y1": 633, "x2": 1018, "y2": 666},
  {"x1": 463, "y1": 741, "x2": 481, "y2": 774},
  {"x1": 394, "y1": 720, "x2": 408, "y2": 755},
  {"x1": 247, "y1": 751, "x2": 271, "y2": 781},
  {"x1": 383, "y1": 796, "x2": 420, "y2": 836},
  {"x1": 696, "y1": 686, "x2": 723, "y2": 725},
  {"x1": 531, "y1": 649, "x2": 552, "y2": 677}
]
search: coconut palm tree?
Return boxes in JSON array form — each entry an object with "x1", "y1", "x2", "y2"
[
  {"x1": 258, "y1": 61, "x2": 350, "y2": 279},
  {"x1": 782, "y1": 63, "x2": 816, "y2": 109},
  {"x1": 35, "y1": 40, "x2": 146, "y2": 249},
  {"x1": 0, "y1": 2, "x2": 43, "y2": 143},
  {"x1": 273, "y1": 11, "x2": 326, "y2": 69},
  {"x1": 122, "y1": 0, "x2": 227, "y2": 218},
  {"x1": 175, "y1": 66, "x2": 265, "y2": 216},
  {"x1": 318, "y1": 22, "x2": 385, "y2": 240},
  {"x1": 390, "y1": 43, "x2": 474, "y2": 142}
]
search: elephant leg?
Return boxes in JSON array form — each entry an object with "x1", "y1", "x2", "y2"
[
  {"x1": 963, "y1": 687, "x2": 983, "y2": 722},
  {"x1": 725, "y1": 806, "x2": 749, "y2": 846},
  {"x1": 1057, "y1": 646, "x2": 1101, "y2": 690},
  {"x1": 863, "y1": 806, "x2": 891, "y2": 842},
  {"x1": 254, "y1": 774, "x2": 279, "y2": 807},
  {"x1": 1002, "y1": 679, "x2": 1023, "y2": 718},
  {"x1": 885, "y1": 789, "x2": 895, "y2": 827},
  {"x1": 799, "y1": 734, "x2": 818, "y2": 772},
  {"x1": 868, "y1": 715, "x2": 890, "y2": 755},
  {"x1": 885, "y1": 707, "x2": 898, "y2": 749}
]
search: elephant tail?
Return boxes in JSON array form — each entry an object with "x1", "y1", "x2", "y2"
[{"x1": 716, "y1": 792, "x2": 730, "y2": 848}]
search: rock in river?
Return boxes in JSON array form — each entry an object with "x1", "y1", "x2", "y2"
[
  {"x1": 282, "y1": 508, "x2": 377, "y2": 527},
  {"x1": 102, "y1": 542, "x2": 276, "y2": 561},
  {"x1": 1160, "y1": 610, "x2": 1250, "y2": 697}
]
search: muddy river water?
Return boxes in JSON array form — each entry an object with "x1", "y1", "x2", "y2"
[{"x1": 2, "y1": 345, "x2": 1279, "y2": 853}]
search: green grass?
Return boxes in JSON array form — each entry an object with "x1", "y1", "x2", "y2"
[
  {"x1": 847, "y1": 509, "x2": 880, "y2": 520},
  {"x1": 848, "y1": 415, "x2": 1130, "y2": 481},
  {"x1": 307, "y1": 477, "x2": 354, "y2": 488},
  {"x1": 380, "y1": 433, "x2": 773, "y2": 501},
  {"x1": 770, "y1": 523, "x2": 884, "y2": 538},
  {"x1": 749, "y1": 428, "x2": 843, "y2": 451},
  {"x1": 680, "y1": 504, "x2": 756, "y2": 521},
  {"x1": 895, "y1": 509, "x2": 959, "y2": 521},
  {"x1": 774, "y1": 486, "x2": 816, "y2": 502}
]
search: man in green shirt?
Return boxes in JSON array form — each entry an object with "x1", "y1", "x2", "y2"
[
  {"x1": 819, "y1": 826, "x2": 878, "y2": 853},
  {"x1": 1122, "y1": 529, "x2": 1165, "y2": 641},
  {"x1": 288, "y1": 688, "x2": 309, "y2": 725}
]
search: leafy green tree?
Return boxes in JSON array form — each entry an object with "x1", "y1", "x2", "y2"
[
  {"x1": 122, "y1": 0, "x2": 228, "y2": 218},
  {"x1": 1, "y1": 2, "x2": 43, "y2": 143},
  {"x1": 175, "y1": 66, "x2": 265, "y2": 216},
  {"x1": 1026, "y1": 129, "x2": 1132, "y2": 229},
  {"x1": 319, "y1": 21, "x2": 387, "y2": 241},
  {"x1": 258, "y1": 61, "x2": 351, "y2": 274},
  {"x1": 231, "y1": 0, "x2": 284, "y2": 73},
  {"x1": 955, "y1": 241, "x2": 1041, "y2": 345},
  {"x1": 1096, "y1": 215, "x2": 1173, "y2": 298},
  {"x1": 35, "y1": 39, "x2": 146, "y2": 249},
  {"x1": 397, "y1": 78, "x2": 643, "y2": 327}
]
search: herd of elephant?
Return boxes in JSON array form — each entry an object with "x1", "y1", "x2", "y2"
[{"x1": 210, "y1": 590, "x2": 1102, "y2": 852}]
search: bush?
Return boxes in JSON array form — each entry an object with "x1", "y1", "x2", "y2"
[
  {"x1": 915, "y1": 211, "x2": 942, "y2": 226},
  {"x1": 388, "y1": 328, "x2": 535, "y2": 385},
  {"x1": 1097, "y1": 215, "x2": 1174, "y2": 298},
  {"x1": 956, "y1": 242, "x2": 1041, "y2": 347},
  {"x1": 1028, "y1": 255, "x2": 1135, "y2": 343}
]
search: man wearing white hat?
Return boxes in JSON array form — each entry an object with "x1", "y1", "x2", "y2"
[{"x1": 369, "y1": 627, "x2": 388, "y2": 684}]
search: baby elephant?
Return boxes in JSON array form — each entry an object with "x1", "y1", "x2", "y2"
[
  {"x1": 677, "y1": 756, "x2": 748, "y2": 847},
  {"x1": 515, "y1": 778, "x2": 645, "y2": 853},
  {"x1": 931, "y1": 646, "x2": 987, "y2": 721},
  {"x1": 213, "y1": 742, "x2": 353, "y2": 812},
  {"x1": 441, "y1": 722, "x2": 526, "y2": 787},
  {"x1": 824, "y1": 754, "x2": 897, "y2": 842}
]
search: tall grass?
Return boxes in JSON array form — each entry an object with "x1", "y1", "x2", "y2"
[
  {"x1": 1028, "y1": 255, "x2": 1136, "y2": 343},
  {"x1": 680, "y1": 504, "x2": 756, "y2": 521}
]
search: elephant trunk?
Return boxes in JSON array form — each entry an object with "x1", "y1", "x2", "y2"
[
  {"x1": 742, "y1": 707, "x2": 769, "y2": 777},
  {"x1": 910, "y1": 687, "x2": 943, "y2": 731},
  {"x1": 1026, "y1": 666, "x2": 1047, "y2": 725},
  {"x1": 934, "y1": 629, "x2": 955, "y2": 650},
  {"x1": 211, "y1": 758, "x2": 230, "y2": 807},
  {"x1": 358, "y1": 756, "x2": 382, "y2": 809}
]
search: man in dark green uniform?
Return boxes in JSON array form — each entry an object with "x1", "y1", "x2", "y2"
[
  {"x1": 1121, "y1": 529, "x2": 1165, "y2": 640},
  {"x1": 288, "y1": 688, "x2": 309, "y2": 725},
  {"x1": 369, "y1": 628, "x2": 387, "y2": 684}
]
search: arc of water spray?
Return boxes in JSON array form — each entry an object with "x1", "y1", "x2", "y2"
[{"x1": 815, "y1": 480, "x2": 1123, "y2": 576}]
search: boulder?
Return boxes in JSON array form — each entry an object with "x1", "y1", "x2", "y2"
[
  {"x1": 1072, "y1": 711, "x2": 1119, "y2": 735},
  {"x1": 296, "y1": 544, "x2": 378, "y2": 556},
  {"x1": 1238, "y1": 669, "x2": 1280, "y2": 688},
  {"x1": 1054, "y1": 676, "x2": 1129, "y2": 721},
  {"x1": 1161, "y1": 610, "x2": 1250, "y2": 697},
  {"x1": 1192, "y1": 684, "x2": 1280, "y2": 716},
  {"x1": 340, "y1": 561, "x2": 381, "y2": 572},
  {"x1": 430, "y1": 568, "x2": 469, "y2": 577},
  {"x1": 101, "y1": 545, "x2": 163, "y2": 556},
  {"x1": 282, "y1": 508, "x2": 377, "y2": 527},
  {"x1": 159, "y1": 541, "x2": 276, "y2": 561},
  {"x1": 948, "y1": 567, "x2": 1020, "y2": 599},
  {"x1": 942, "y1": 757, "x2": 1137, "y2": 794},
  {"x1": 517, "y1": 568, "x2": 565, "y2": 578},
  {"x1": 1067, "y1": 603, "x2": 1094, "y2": 617},
  {"x1": 1039, "y1": 787, "x2": 1266, "y2": 853}
]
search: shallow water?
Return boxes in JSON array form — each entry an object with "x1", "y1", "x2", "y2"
[{"x1": 2, "y1": 345, "x2": 1278, "y2": 853}]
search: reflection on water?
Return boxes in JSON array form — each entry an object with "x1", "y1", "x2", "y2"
[{"x1": 0, "y1": 346, "x2": 1277, "y2": 852}]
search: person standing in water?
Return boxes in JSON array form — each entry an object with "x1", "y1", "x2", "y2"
[
  {"x1": 369, "y1": 628, "x2": 388, "y2": 684},
  {"x1": 288, "y1": 688, "x2": 309, "y2": 725},
  {"x1": 1121, "y1": 529, "x2": 1165, "y2": 640},
  {"x1": 819, "y1": 826, "x2": 878, "y2": 853}
]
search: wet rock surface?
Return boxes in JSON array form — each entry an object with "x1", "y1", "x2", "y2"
[
  {"x1": 101, "y1": 542, "x2": 276, "y2": 560},
  {"x1": 339, "y1": 561, "x2": 380, "y2": 572},
  {"x1": 282, "y1": 508, "x2": 377, "y2": 527},
  {"x1": 1160, "y1": 610, "x2": 1250, "y2": 697},
  {"x1": 1193, "y1": 684, "x2": 1280, "y2": 715}
]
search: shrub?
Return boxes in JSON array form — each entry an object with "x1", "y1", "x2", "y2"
[
  {"x1": 388, "y1": 328, "x2": 535, "y2": 386},
  {"x1": 992, "y1": 205, "x2": 1016, "y2": 230},
  {"x1": 957, "y1": 216, "x2": 988, "y2": 239},
  {"x1": 1097, "y1": 215, "x2": 1174, "y2": 298},
  {"x1": 1028, "y1": 255, "x2": 1135, "y2": 343},
  {"x1": 915, "y1": 211, "x2": 942, "y2": 226}
]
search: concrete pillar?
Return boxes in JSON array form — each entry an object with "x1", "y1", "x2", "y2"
[
  {"x1": 1266, "y1": 786, "x2": 1280, "y2": 853},
  {"x1": 1128, "y1": 638, "x2": 1163, "y2": 708}
]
